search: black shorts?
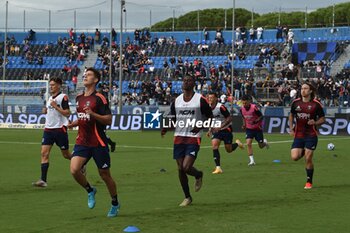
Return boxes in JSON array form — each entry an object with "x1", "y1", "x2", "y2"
[
  {"x1": 291, "y1": 137, "x2": 318, "y2": 150},
  {"x1": 173, "y1": 144, "x2": 200, "y2": 160},
  {"x1": 245, "y1": 129, "x2": 264, "y2": 143},
  {"x1": 72, "y1": 145, "x2": 111, "y2": 169},
  {"x1": 42, "y1": 129, "x2": 69, "y2": 150},
  {"x1": 212, "y1": 131, "x2": 233, "y2": 144}
]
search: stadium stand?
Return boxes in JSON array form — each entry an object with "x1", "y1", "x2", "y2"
[{"x1": 1, "y1": 26, "x2": 350, "y2": 107}]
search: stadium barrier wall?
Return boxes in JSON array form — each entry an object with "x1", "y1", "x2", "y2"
[{"x1": 1, "y1": 113, "x2": 350, "y2": 136}]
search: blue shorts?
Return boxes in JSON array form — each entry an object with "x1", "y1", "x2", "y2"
[
  {"x1": 292, "y1": 137, "x2": 318, "y2": 150},
  {"x1": 42, "y1": 129, "x2": 69, "y2": 150},
  {"x1": 245, "y1": 129, "x2": 264, "y2": 143},
  {"x1": 212, "y1": 131, "x2": 233, "y2": 144},
  {"x1": 72, "y1": 145, "x2": 111, "y2": 169},
  {"x1": 173, "y1": 144, "x2": 200, "y2": 160}
]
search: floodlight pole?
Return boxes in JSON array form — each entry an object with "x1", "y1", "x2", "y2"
[
  {"x1": 150, "y1": 10, "x2": 152, "y2": 31},
  {"x1": 305, "y1": 6, "x2": 307, "y2": 29},
  {"x1": 108, "y1": 0, "x2": 113, "y2": 107},
  {"x1": 172, "y1": 9, "x2": 175, "y2": 31},
  {"x1": 197, "y1": 10, "x2": 200, "y2": 42},
  {"x1": 49, "y1": 10, "x2": 51, "y2": 33},
  {"x1": 224, "y1": 9, "x2": 227, "y2": 30},
  {"x1": 74, "y1": 10, "x2": 77, "y2": 32},
  {"x1": 2, "y1": 1, "x2": 8, "y2": 114},
  {"x1": 230, "y1": 0, "x2": 235, "y2": 115},
  {"x1": 118, "y1": 0, "x2": 125, "y2": 114},
  {"x1": 278, "y1": 7, "x2": 281, "y2": 26},
  {"x1": 23, "y1": 10, "x2": 26, "y2": 32},
  {"x1": 124, "y1": 8, "x2": 127, "y2": 32},
  {"x1": 332, "y1": 4, "x2": 335, "y2": 28}
]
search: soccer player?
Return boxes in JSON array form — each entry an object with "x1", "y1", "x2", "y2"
[
  {"x1": 68, "y1": 67, "x2": 120, "y2": 217},
  {"x1": 32, "y1": 77, "x2": 71, "y2": 187},
  {"x1": 161, "y1": 75, "x2": 213, "y2": 207},
  {"x1": 240, "y1": 95, "x2": 269, "y2": 166},
  {"x1": 206, "y1": 92, "x2": 244, "y2": 174},
  {"x1": 289, "y1": 83, "x2": 325, "y2": 189}
]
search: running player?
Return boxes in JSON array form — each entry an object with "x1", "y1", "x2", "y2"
[
  {"x1": 32, "y1": 77, "x2": 70, "y2": 187},
  {"x1": 161, "y1": 75, "x2": 213, "y2": 206},
  {"x1": 68, "y1": 67, "x2": 120, "y2": 217},
  {"x1": 206, "y1": 92, "x2": 244, "y2": 174},
  {"x1": 289, "y1": 83, "x2": 325, "y2": 189},
  {"x1": 240, "y1": 95, "x2": 269, "y2": 166}
]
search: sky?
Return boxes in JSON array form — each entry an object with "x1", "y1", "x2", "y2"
[{"x1": 0, "y1": 0, "x2": 348, "y2": 32}]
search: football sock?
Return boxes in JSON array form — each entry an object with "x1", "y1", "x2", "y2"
[
  {"x1": 249, "y1": 155, "x2": 255, "y2": 163},
  {"x1": 178, "y1": 170, "x2": 191, "y2": 198},
  {"x1": 187, "y1": 167, "x2": 202, "y2": 179},
  {"x1": 107, "y1": 136, "x2": 113, "y2": 145},
  {"x1": 111, "y1": 194, "x2": 119, "y2": 206},
  {"x1": 232, "y1": 143, "x2": 239, "y2": 151},
  {"x1": 41, "y1": 163, "x2": 49, "y2": 182},
  {"x1": 306, "y1": 168, "x2": 314, "y2": 184},
  {"x1": 85, "y1": 183, "x2": 93, "y2": 193},
  {"x1": 213, "y1": 149, "x2": 220, "y2": 167}
]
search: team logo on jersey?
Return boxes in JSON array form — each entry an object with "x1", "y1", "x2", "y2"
[
  {"x1": 143, "y1": 110, "x2": 162, "y2": 129},
  {"x1": 307, "y1": 105, "x2": 312, "y2": 110}
]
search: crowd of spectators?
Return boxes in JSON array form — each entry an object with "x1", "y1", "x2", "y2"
[{"x1": 1, "y1": 28, "x2": 348, "y2": 109}]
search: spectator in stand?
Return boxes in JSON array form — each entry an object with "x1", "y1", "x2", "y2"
[
  {"x1": 9, "y1": 35, "x2": 16, "y2": 45},
  {"x1": 276, "y1": 25, "x2": 283, "y2": 40},
  {"x1": 111, "y1": 28, "x2": 117, "y2": 42},
  {"x1": 68, "y1": 28, "x2": 75, "y2": 40},
  {"x1": 249, "y1": 27, "x2": 255, "y2": 40},
  {"x1": 94, "y1": 28, "x2": 101, "y2": 44},
  {"x1": 215, "y1": 28, "x2": 224, "y2": 44},
  {"x1": 282, "y1": 26, "x2": 289, "y2": 40},
  {"x1": 235, "y1": 27, "x2": 241, "y2": 41},
  {"x1": 27, "y1": 29, "x2": 36, "y2": 41},
  {"x1": 240, "y1": 27, "x2": 247, "y2": 42},
  {"x1": 72, "y1": 75, "x2": 77, "y2": 91},
  {"x1": 14, "y1": 45, "x2": 20, "y2": 55},
  {"x1": 134, "y1": 29, "x2": 140, "y2": 43},
  {"x1": 256, "y1": 26, "x2": 263, "y2": 40},
  {"x1": 102, "y1": 35, "x2": 109, "y2": 47},
  {"x1": 203, "y1": 27, "x2": 209, "y2": 41},
  {"x1": 184, "y1": 37, "x2": 192, "y2": 46},
  {"x1": 287, "y1": 29, "x2": 294, "y2": 53},
  {"x1": 80, "y1": 32, "x2": 86, "y2": 44},
  {"x1": 38, "y1": 55, "x2": 44, "y2": 65}
]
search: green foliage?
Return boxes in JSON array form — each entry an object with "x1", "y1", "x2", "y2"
[
  {"x1": 152, "y1": 18, "x2": 175, "y2": 31},
  {"x1": 151, "y1": 2, "x2": 350, "y2": 31}
]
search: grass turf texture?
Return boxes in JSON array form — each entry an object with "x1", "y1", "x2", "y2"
[{"x1": 0, "y1": 129, "x2": 349, "y2": 233}]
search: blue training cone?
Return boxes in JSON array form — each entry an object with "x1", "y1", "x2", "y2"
[
  {"x1": 123, "y1": 226, "x2": 140, "y2": 232},
  {"x1": 273, "y1": 160, "x2": 281, "y2": 163}
]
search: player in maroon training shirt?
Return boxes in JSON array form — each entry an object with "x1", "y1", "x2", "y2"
[
  {"x1": 289, "y1": 83, "x2": 325, "y2": 189},
  {"x1": 68, "y1": 67, "x2": 120, "y2": 217}
]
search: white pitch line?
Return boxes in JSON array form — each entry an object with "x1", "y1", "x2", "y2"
[{"x1": 0, "y1": 137, "x2": 348, "y2": 150}]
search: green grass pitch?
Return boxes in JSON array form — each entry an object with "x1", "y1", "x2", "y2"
[{"x1": 0, "y1": 129, "x2": 349, "y2": 233}]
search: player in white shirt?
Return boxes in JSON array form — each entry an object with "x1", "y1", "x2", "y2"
[
  {"x1": 33, "y1": 77, "x2": 71, "y2": 187},
  {"x1": 161, "y1": 76, "x2": 213, "y2": 206}
]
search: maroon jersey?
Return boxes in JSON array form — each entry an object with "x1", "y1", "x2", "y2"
[
  {"x1": 75, "y1": 92, "x2": 111, "y2": 147},
  {"x1": 290, "y1": 98, "x2": 325, "y2": 138}
]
